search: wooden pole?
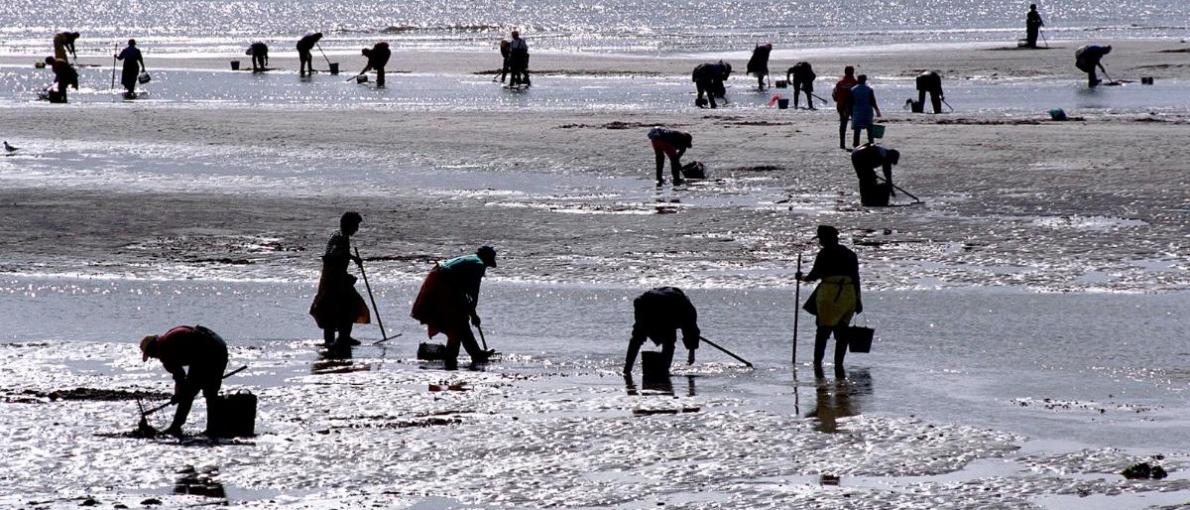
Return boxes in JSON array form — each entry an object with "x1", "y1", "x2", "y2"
[
  {"x1": 793, "y1": 253, "x2": 802, "y2": 364},
  {"x1": 353, "y1": 247, "x2": 388, "y2": 341}
]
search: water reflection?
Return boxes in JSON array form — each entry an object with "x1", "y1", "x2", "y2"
[
  {"x1": 173, "y1": 464, "x2": 226, "y2": 498},
  {"x1": 310, "y1": 343, "x2": 371, "y2": 375},
  {"x1": 623, "y1": 374, "x2": 697, "y2": 397},
  {"x1": 807, "y1": 367, "x2": 872, "y2": 433}
]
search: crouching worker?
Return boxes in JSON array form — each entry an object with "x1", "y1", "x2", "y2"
[
  {"x1": 309, "y1": 212, "x2": 371, "y2": 347},
  {"x1": 692, "y1": 61, "x2": 731, "y2": 108},
  {"x1": 623, "y1": 287, "x2": 700, "y2": 376},
  {"x1": 359, "y1": 41, "x2": 391, "y2": 87},
  {"x1": 139, "y1": 326, "x2": 229, "y2": 437},
  {"x1": 647, "y1": 127, "x2": 693, "y2": 186},
  {"x1": 411, "y1": 246, "x2": 498, "y2": 370},
  {"x1": 797, "y1": 225, "x2": 862, "y2": 376},
  {"x1": 850, "y1": 143, "x2": 899, "y2": 207}
]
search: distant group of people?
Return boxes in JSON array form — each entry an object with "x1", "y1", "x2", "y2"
[{"x1": 496, "y1": 30, "x2": 531, "y2": 87}]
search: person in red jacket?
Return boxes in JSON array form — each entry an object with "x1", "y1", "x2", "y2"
[
  {"x1": 831, "y1": 66, "x2": 858, "y2": 151},
  {"x1": 140, "y1": 325, "x2": 229, "y2": 436}
]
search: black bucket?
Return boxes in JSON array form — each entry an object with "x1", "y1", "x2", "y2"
[
  {"x1": 859, "y1": 182, "x2": 892, "y2": 207},
  {"x1": 328, "y1": 62, "x2": 340, "y2": 75},
  {"x1": 775, "y1": 79, "x2": 788, "y2": 88},
  {"x1": 846, "y1": 326, "x2": 875, "y2": 353},
  {"x1": 910, "y1": 100, "x2": 924, "y2": 113},
  {"x1": 1141, "y1": 77, "x2": 1154, "y2": 85},
  {"x1": 640, "y1": 351, "x2": 670, "y2": 379},
  {"x1": 417, "y1": 342, "x2": 448, "y2": 361},
  {"x1": 207, "y1": 390, "x2": 256, "y2": 437},
  {"x1": 230, "y1": 60, "x2": 240, "y2": 71},
  {"x1": 777, "y1": 98, "x2": 790, "y2": 109}
]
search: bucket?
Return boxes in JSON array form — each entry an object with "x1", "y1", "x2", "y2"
[
  {"x1": 207, "y1": 390, "x2": 257, "y2": 437},
  {"x1": 640, "y1": 351, "x2": 670, "y2": 379},
  {"x1": 417, "y1": 342, "x2": 448, "y2": 361},
  {"x1": 859, "y1": 182, "x2": 891, "y2": 207},
  {"x1": 777, "y1": 98, "x2": 790, "y2": 109},
  {"x1": 1048, "y1": 108, "x2": 1067, "y2": 121},
  {"x1": 910, "y1": 100, "x2": 924, "y2": 113},
  {"x1": 845, "y1": 326, "x2": 875, "y2": 353},
  {"x1": 356, "y1": 74, "x2": 369, "y2": 84},
  {"x1": 1141, "y1": 77, "x2": 1154, "y2": 85},
  {"x1": 775, "y1": 80, "x2": 788, "y2": 88},
  {"x1": 34, "y1": 61, "x2": 46, "y2": 69},
  {"x1": 230, "y1": 60, "x2": 240, "y2": 71},
  {"x1": 870, "y1": 124, "x2": 886, "y2": 139},
  {"x1": 328, "y1": 62, "x2": 340, "y2": 75}
]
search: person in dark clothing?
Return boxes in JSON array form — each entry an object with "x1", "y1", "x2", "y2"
[
  {"x1": 246, "y1": 41, "x2": 269, "y2": 72},
  {"x1": 296, "y1": 32, "x2": 323, "y2": 77},
  {"x1": 746, "y1": 43, "x2": 772, "y2": 90},
  {"x1": 496, "y1": 40, "x2": 511, "y2": 83},
  {"x1": 115, "y1": 39, "x2": 145, "y2": 97},
  {"x1": 647, "y1": 127, "x2": 693, "y2": 186},
  {"x1": 623, "y1": 287, "x2": 700, "y2": 376},
  {"x1": 850, "y1": 143, "x2": 900, "y2": 206},
  {"x1": 1075, "y1": 44, "x2": 1112, "y2": 88},
  {"x1": 43, "y1": 56, "x2": 78, "y2": 103},
  {"x1": 692, "y1": 61, "x2": 731, "y2": 108},
  {"x1": 914, "y1": 71, "x2": 944, "y2": 114},
  {"x1": 508, "y1": 31, "x2": 530, "y2": 87},
  {"x1": 797, "y1": 225, "x2": 862, "y2": 375},
  {"x1": 139, "y1": 325, "x2": 229, "y2": 437},
  {"x1": 786, "y1": 62, "x2": 817, "y2": 110},
  {"x1": 831, "y1": 66, "x2": 857, "y2": 150},
  {"x1": 411, "y1": 246, "x2": 498, "y2": 370},
  {"x1": 309, "y1": 212, "x2": 371, "y2": 347},
  {"x1": 359, "y1": 42, "x2": 391, "y2": 87},
  {"x1": 53, "y1": 32, "x2": 80, "y2": 61},
  {"x1": 1025, "y1": 4, "x2": 1045, "y2": 48}
]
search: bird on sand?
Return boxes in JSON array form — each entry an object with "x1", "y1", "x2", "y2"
[{"x1": 3, "y1": 141, "x2": 18, "y2": 154}]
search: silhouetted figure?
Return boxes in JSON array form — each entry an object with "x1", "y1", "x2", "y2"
[
  {"x1": 115, "y1": 39, "x2": 145, "y2": 97},
  {"x1": 139, "y1": 325, "x2": 229, "y2": 437},
  {"x1": 508, "y1": 30, "x2": 530, "y2": 87},
  {"x1": 797, "y1": 225, "x2": 862, "y2": 375},
  {"x1": 43, "y1": 56, "x2": 78, "y2": 103},
  {"x1": 309, "y1": 212, "x2": 371, "y2": 347},
  {"x1": 851, "y1": 143, "x2": 900, "y2": 206},
  {"x1": 497, "y1": 40, "x2": 511, "y2": 83},
  {"x1": 746, "y1": 43, "x2": 772, "y2": 90},
  {"x1": 831, "y1": 66, "x2": 858, "y2": 150},
  {"x1": 647, "y1": 127, "x2": 692, "y2": 186},
  {"x1": 622, "y1": 287, "x2": 700, "y2": 376},
  {"x1": 915, "y1": 71, "x2": 944, "y2": 113},
  {"x1": 296, "y1": 32, "x2": 323, "y2": 77},
  {"x1": 53, "y1": 31, "x2": 80, "y2": 61},
  {"x1": 849, "y1": 74, "x2": 881, "y2": 148},
  {"x1": 692, "y1": 61, "x2": 731, "y2": 108},
  {"x1": 1025, "y1": 4, "x2": 1045, "y2": 48},
  {"x1": 411, "y1": 246, "x2": 498, "y2": 370},
  {"x1": 1075, "y1": 44, "x2": 1112, "y2": 88},
  {"x1": 359, "y1": 41, "x2": 391, "y2": 87},
  {"x1": 246, "y1": 41, "x2": 269, "y2": 72},
  {"x1": 787, "y1": 62, "x2": 816, "y2": 110}
]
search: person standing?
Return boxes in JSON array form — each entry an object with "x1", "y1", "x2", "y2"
[
  {"x1": 797, "y1": 225, "x2": 862, "y2": 375},
  {"x1": 692, "y1": 61, "x2": 731, "y2": 108},
  {"x1": 746, "y1": 43, "x2": 773, "y2": 91},
  {"x1": 496, "y1": 40, "x2": 511, "y2": 83},
  {"x1": 53, "y1": 32, "x2": 80, "y2": 62},
  {"x1": 411, "y1": 246, "x2": 498, "y2": 370},
  {"x1": 850, "y1": 143, "x2": 900, "y2": 206},
  {"x1": 246, "y1": 41, "x2": 269, "y2": 72},
  {"x1": 115, "y1": 39, "x2": 145, "y2": 97},
  {"x1": 787, "y1": 62, "x2": 816, "y2": 110},
  {"x1": 1025, "y1": 4, "x2": 1045, "y2": 48},
  {"x1": 831, "y1": 66, "x2": 858, "y2": 150},
  {"x1": 508, "y1": 30, "x2": 530, "y2": 87},
  {"x1": 914, "y1": 71, "x2": 944, "y2": 114},
  {"x1": 43, "y1": 56, "x2": 78, "y2": 103},
  {"x1": 359, "y1": 41, "x2": 391, "y2": 87},
  {"x1": 296, "y1": 32, "x2": 323, "y2": 77},
  {"x1": 622, "y1": 287, "x2": 700, "y2": 376},
  {"x1": 647, "y1": 127, "x2": 693, "y2": 186},
  {"x1": 139, "y1": 325, "x2": 229, "y2": 437},
  {"x1": 849, "y1": 74, "x2": 881, "y2": 149},
  {"x1": 309, "y1": 212, "x2": 371, "y2": 347},
  {"x1": 1075, "y1": 44, "x2": 1112, "y2": 88}
]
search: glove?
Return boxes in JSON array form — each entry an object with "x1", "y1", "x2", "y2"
[{"x1": 795, "y1": 271, "x2": 804, "y2": 281}]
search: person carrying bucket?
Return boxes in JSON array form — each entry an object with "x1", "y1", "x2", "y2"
[
  {"x1": 411, "y1": 246, "x2": 498, "y2": 370},
  {"x1": 115, "y1": 39, "x2": 145, "y2": 97},
  {"x1": 831, "y1": 66, "x2": 858, "y2": 150},
  {"x1": 358, "y1": 41, "x2": 391, "y2": 87},
  {"x1": 309, "y1": 212, "x2": 371, "y2": 347},
  {"x1": 622, "y1": 287, "x2": 700, "y2": 377},
  {"x1": 647, "y1": 127, "x2": 693, "y2": 187},
  {"x1": 139, "y1": 325, "x2": 229, "y2": 437},
  {"x1": 914, "y1": 71, "x2": 944, "y2": 114},
  {"x1": 796, "y1": 225, "x2": 862, "y2": 376},
  {"x1": 1075, "y1": 44, "x2": 1111, "y2": 88},
  {"x1": 246, "y1": 41, "x2": 269, "y2": 72},
  {"x1": 787, "y1": 62, "x2": 816, "y2": 110},
  {"x1": 850, "y1": 143, "x2": 900, "y2": 206},
  {"x1": 746, "y1": 43, "x2": 773, "y2": 91},
  {"x1": 849, "y1": 74, "x2": 881, "y2": 149},
  {"x1": 296, "y1": 32, "x2": 323, "y2": 77}
]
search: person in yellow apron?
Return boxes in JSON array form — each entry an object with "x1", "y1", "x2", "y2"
[{"x1": 797, "y1": 225, "x2": 862, "y2": 375}]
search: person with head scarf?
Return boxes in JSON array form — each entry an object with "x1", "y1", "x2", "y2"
[
  {"x1": 115, "y1": 39, "x2": 145, "y2": 97},
  {"x1": 139, "y1": 325, "x2": 229, "y2": 437},
  {"x1": 411, "y1": 246, "x2": 499, "y2": 369},
  {"x1": 309, "y1": 212, "x2": 371, "y2": 347},
  {"x1": 797, "y1": 225, "x2": 862, "y2": 375}
]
